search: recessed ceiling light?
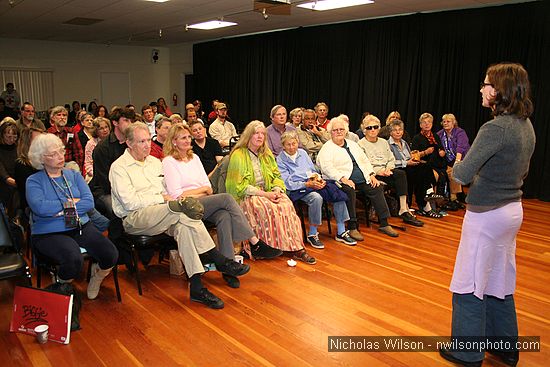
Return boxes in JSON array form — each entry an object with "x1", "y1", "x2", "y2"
[
  {"x1": 297, "y1": 0, "x2": 374, "y2": 11},
  {"x1": 187, "y1": 20, "x2": 238, "y2": 30},
  {"x1": 144, "y1": 0, "x2": 170, "y2": 3}
]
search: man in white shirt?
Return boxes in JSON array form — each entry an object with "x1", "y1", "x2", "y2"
[
  {"x1": 109, "y1": 122, "x2": 249, "y2": 309},
  {"x1": 208, "y1": 103, "x2": 237, "y2": 148},
  {"x1": 141, "y1": 104, "x2": 156, "y2": 137}
]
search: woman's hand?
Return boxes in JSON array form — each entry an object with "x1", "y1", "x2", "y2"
[
  {"x1": 340, "y1": 177, "x2": 355, "y2": 189},
  {"x1": 438, "y1": 149, "x2": 446, "y2": 157},
  {"x1": 6, "y1": 177, "x2": 16, "y2": 187},
  {"x1": 424, "y1": 147, "x2": 435, "y2": 156},
  {"x1": 305, "y1": 179, "x2": 326, "y2": 190},
  {"x1": 370, "y1": 175, "x2": 381, "y2": 188},
  {"x1": 264, "y1": 191, "x2": 281, "y2": 203},
  {"x1": 406, "y1": 159, "x2": 420, "y2": 166}
]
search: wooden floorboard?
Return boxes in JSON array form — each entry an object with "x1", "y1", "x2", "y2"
[{"x1": 1, "y1": 199, "x2": 549, "y2": 366}]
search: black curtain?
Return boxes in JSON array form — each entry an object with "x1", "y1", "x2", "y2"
[{"x1": 192, "y1": 2, "x2": 550, "y2": 200}]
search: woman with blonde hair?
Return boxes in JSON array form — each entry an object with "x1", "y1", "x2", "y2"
[
  {"x1": 162, "y1": 123, "x2": 278, "y2": 287},
  {"x1": 226, "y1": 120, "x2": 315, "y2": 264}
]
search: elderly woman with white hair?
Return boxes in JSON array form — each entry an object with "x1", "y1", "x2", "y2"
[
  {"x1": 317, "y1": 116, "x2": 398, "y2": 240},
  {"x1": 277, "y1": 131, "x2": 356, "y2": 248},
  {"x1": 26, "y1": 133, "x2": 118, "y2": 299},
  {"x1": 358, "y1": 115, "x2": 424, "y2": 227},
  {"x1": 226, "y1": 120, "x2": 315, "y2": 264},
  {"x1": 326, "y1": 114, "x2": 360, "y2": 142}
]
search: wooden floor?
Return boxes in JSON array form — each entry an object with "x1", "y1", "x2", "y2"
[{"x1": 1, "y1": 199, "x2": 549, "y2": 366}]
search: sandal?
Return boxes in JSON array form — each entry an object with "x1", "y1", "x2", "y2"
[
  {"x1": 416, "y1": 209, "x2": 443, "y2": 218},
  {"x1": 292, "y1": 250, "x2": 317, "y2": 265}
]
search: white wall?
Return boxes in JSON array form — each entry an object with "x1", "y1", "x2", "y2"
[
  {"x1": 0, "y1": 37, "x2": 193, "y2": 111},
  {"x1": 168, "y1": 42, "x2": 194, "y2": 113}
]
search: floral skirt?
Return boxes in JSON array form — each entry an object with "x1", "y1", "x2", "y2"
[{"x1": 240, "y1": 195, "x2": 304, "y2": 254}]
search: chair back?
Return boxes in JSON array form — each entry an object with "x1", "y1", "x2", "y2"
[{"x1": 0, "y1": 204, "x2": 17, "y2": 251}]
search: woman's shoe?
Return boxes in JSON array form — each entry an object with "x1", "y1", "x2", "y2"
[
  {"x1": 292, "y1": 250, "x2": 316, "y2": 265},
  {"x1": 416, "y1": 209, "x2": 443, "y2": 218},
  {"x1": 439, "y1": 347, "x2": 482, "y2": 367}
]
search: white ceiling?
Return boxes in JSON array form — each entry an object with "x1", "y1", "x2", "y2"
[{"x1": 0, "y1": 0, "x2": 531, "y2": 46}]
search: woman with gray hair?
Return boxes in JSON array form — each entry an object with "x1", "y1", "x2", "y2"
[
  {"x1": 277, "y1": 131, "x2": 356, "y2": 248},
  {"x1": 26, "y1": 133, "x2": 118, "y2": 299}
]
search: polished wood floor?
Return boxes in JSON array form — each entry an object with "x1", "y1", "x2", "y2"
[{"x1": 1, "y1": 199, "x2": 549, "y2": 366}]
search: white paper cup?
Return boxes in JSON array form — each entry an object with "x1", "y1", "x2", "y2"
[
  {"x1": 234, "y1": 255, "x2": 244, "y2": 264},
  {"x1": 34, "y1": 324, "x2": 49, "y2": 344}
]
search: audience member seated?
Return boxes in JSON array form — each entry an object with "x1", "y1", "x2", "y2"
[
  {"x1": 77, "y1": 113, "x2": 95, "y2": 155},
  {"x1": 84, "y1": 117, "x2": 111, "y2": 184},
  {"x1": 163, "y1": 123, "x2": 280, "y2": 286},
  {"x1": 0, "y1": 98, "x2": 18, "y2": 121},
  {"x1": 266, "y1": 105, "x2": 300, "y2": 157},
  {"x1": 89, "y1": 107, "x2": 136, "y2": 220},
  {"x1": 317, "y1": 116, "x2": 399, "y2": 240},
  {"x1": 184, "y1": 108, "x2": 202, "y2": 127},
  {"x1": 169, "y1": 113, "x2": 184, "y2": 125},
  {"x1": 150, "y1": 116, "x2": 171, "y2": 160},
  {"x1": 209, "y1": 102, "x2": 237, "y2": 149},
  {"x1": 437, "y1": 113, "x2": 470, "y2": 209},
  {"x1": 46, "y1": 106, "x2": 84, "y2": 173},
  {"x1": 207, "y1": 99, "x2": 219, "y2": 124},
  {"x1": 17, "y1": 102, "x2": 45, "y2": 132},
  {"x1": 388, "y1": 119, "x2": 442, "y2": 218},
  {"x1": 189, "y1": 120, "x2": 223, "y2": 176},
  {"x1": 109, "y1": 122, "x2": 249, "y2": 309},
  {"x1": 276, "y1": 131, "x2": 356, "y2": 248},
  {"x1": 412, "y1": 113, "x2": 449, "y2": 201},
  {"x1": 68, "y1": 101, "x2": 81, "y2": 126},
  {"x1": 157, "y1": 97, "x2": 173, "y2": 116},
  {"x1": 0, "y1": 120, "x2": 19, "y2": 217},
  {"x1": 192, "y1": 99, "x2": 206, "y2": 122},
  {"x1": 315, "y1": 102, "x2": 330, "y2": 129},
  {"x1": 378, "y1": 111, "x2": 401, "y2": 140},
  {"x1": 226, "y1": 120, "x2": 316, "y2": 264},
  {"x1": 141, "y1": 104, "x2": 156, "y2": 136},
  {"x1": 27, "y1": 133, "x2": 118, "y2": 300},
  {"x1": 289, "y1": 107, "x2": 304, "y2": 128},
  {"x1": 296, "y1": 108, "x2": 330, "y2": 162},
  {"x1": 14, "y1": 127, "x2": 44, "y2": 212},
  {"x1": 326, "y1": 114, "x2": 360, "y2": 143},
  {"x1": 88, "y1": 101, "x2": 99, "y2": 117},
  {"x1": 96, "y1": 105, "x2": 109, "y2": 119},
  {"x1": 358, "y1": 115, "x2": 424, "y2": 227}
]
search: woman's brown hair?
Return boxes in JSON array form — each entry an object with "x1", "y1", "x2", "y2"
[{"x1": 486, "y1": 62, "x2": 533, "y2": 119}]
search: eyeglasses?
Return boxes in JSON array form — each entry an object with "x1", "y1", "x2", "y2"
[
  {"x1": 480, "y1": 82, "x2": 494, "y2": 89},
  {"x1": 43, "y1": 149, "x2": 65, "y2": 158},
  {"x1": 364, "y1": 125, "x2": 380, "y2": 131}
]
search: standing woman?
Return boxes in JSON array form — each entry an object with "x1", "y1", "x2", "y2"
[
  {"x1": 0, "y1": 120, "x2": 19, "y2": 216},
  {"x1": 439, "y1": 63, "x2": 535, "y2": 366}
]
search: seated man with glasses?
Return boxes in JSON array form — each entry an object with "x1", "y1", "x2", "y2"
[{"x1": 358, "y1": 115, "x2": 424, "y2": 227}]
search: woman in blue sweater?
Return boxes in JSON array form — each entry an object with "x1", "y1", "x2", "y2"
[{"x1": 27, "y1": 133, "x2": 118, "y2": 300}]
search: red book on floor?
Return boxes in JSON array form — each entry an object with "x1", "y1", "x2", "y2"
[{"x1": 10, "y1": 286, "x2": 73, "y2": 344}]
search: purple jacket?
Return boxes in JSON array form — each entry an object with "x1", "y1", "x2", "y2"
[{"x1": 436, "y1": 127, "x2": 470, "y2": 164}]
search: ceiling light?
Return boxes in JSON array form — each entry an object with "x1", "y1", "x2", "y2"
[
  {"x1": 144, "y1": 0, "x2": 170, "y2": 3},
  {"x1": 187, "y1": 20, "x2": 237, "y2": 30},
  {"x1": 297, "y1": 0, "x2": 374, "y2": 11}
]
